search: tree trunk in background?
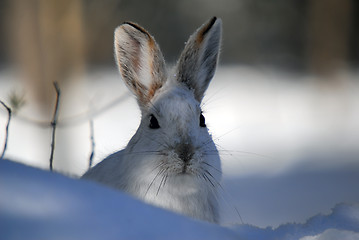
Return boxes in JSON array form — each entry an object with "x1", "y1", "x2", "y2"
[
  {"x1": 6, "y1": 0, "x2": 86, "y2": 173},
  {"x1": 307, "y1": 0, "x2": 352, "y2": 76},
  {"x1": 9, "y1": 0, "x2": 85, "y2": 116}
]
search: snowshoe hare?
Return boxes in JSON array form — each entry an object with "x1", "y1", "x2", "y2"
[{"x1": 82, "y1": 17, "x2": 222, "y2": 223}]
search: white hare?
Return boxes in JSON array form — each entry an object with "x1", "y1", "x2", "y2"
[{"x1": 82, "y1": 17, "x2": 222, "y2": 223}]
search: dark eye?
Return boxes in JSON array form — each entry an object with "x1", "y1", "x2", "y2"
[
  {"x1": 149, "y1": 114, "x2": 160, "y2": 129},
  {"x1": 199, "y1": 113, "x2": 206, "y2": 128}
]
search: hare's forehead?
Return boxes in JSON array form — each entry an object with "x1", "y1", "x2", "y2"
[{"x1": 152, "y1": 87, "x2": 200, "y2": 118}]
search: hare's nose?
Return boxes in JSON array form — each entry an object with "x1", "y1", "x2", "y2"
[{"x1": 176, "y1": 143, "x2": 194, "y2": 163}]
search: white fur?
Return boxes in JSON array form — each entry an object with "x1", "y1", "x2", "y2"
[{"x1": 83, "y1": 17, "x2": 222, "y2": 223}]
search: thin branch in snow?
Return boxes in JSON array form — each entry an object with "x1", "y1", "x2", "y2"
[
  {"x1": 0, "y1": 100, "x2": 12, "y2": 160},
  {"x1": 6, "y1": 93, "x2": 129, "y2": 128},
  {"x1": 88, "y1": 119, "x2": 95, "y2": 169},
  {"x1": 49, "y1": 82, "x2": 61, "y2": 171}
]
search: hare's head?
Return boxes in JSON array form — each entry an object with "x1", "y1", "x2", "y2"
[{"x1": 114, "y1": 17, "x2": 222, "y2": 192}]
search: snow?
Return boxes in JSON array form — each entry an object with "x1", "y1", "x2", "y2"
[
  {"x1": 222, "y1": 164, "x2": 359, "y2": 227},
  {"x1": 0, "y1": 160, "x2": 238, "y2": 240},
  {"x1": 232, "y1": 203, "x2": 359, "y2": 240},
  {"x1": 300, "y1": 229, "x2": 359, "y2": 240},
  {"x1": 1, "y1": 159, "x2": 358, "y2": 240}
]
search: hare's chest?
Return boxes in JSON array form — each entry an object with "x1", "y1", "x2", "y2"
[{"x1": 131, "y1": 176, "x2": 218, "y2": 222}]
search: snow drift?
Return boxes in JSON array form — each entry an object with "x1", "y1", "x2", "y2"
[{"x1": 0, "y1": 160, "x2": 358, "y2": 240}]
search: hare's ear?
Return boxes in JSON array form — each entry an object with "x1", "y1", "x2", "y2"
[
  {"x1": 114, "y1": 22, "x2": 167, "y2": 107},
  {"x1": 176, "y1": 17, "x2": 222, "y2": 102}
]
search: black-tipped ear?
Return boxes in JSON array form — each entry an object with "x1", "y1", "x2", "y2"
[
  {"x1": 176, "y1": 17, "x2": 222, "y2": 102},
  {"x1": 114, "y1": 22, "x2": 167, "y2": 107}
]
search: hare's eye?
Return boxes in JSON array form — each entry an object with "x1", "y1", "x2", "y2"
[
  {"x1": 149, "y1": 114, "x2": 160, "y2": 129},
  {"x1": 199, "y1": 113, "x2": 206, "y2": 128}
]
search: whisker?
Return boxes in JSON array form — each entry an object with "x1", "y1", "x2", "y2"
[
  {"x1": 149, "y1": 161, "x2": 166, "y2": 174},
  {"x1": 144, "y1": 167, "x2": 165, "y2": 198},
  {"x1": 201, "y1": 87, "x2": 225, "y2": 109},
  {"x1": 219, "y1": 149, "x2": 273, "y2": 160},
  {"x1": 204, "y1": 169, "x2": 216, "y2": 180},
  {"x1": 163, "y1": 173, "x2": 169, "y2": 188},
  {"x1": 156, "y1": 168, "x2": 168, "y2": 196},
  {"x1": 203, "y1": 169, "x2": 244, "y2": 225},
  {"x1": 202, "y1": 162, "x2": 222, "y2": 174},
  {"x1": 199, "y1": 173, "x2": 208, "y2": 184},
  {"x1": 156, "y1": 176, "x2": 163, "y2": 196},
  {"x1": 203, "y1": 153, "x2": 222, "y2": 157},
  {"x1": 202, "y1": 127, "x2": 242, "y2": 147},
  {"x1": 214, "y1": 144, "x2": 274, "y2": 169},
  {"x1": 202, "y1": 173, "x2": 215, "y2": 187},
  {"x1": 124, "y1": 150, "x2": 166, "y2": 156}
]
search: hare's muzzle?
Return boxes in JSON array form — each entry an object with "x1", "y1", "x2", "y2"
[{"x1": 175, "y1": 142, "x2": 194, "y2": 164}]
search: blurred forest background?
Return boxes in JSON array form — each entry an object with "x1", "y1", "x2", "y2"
[
  {"x1": 1, "y1": 0, "x2": 358, "y2": 79},
  {"x1": 0, "y1": 0, "x2": 358, "y2": 174}
]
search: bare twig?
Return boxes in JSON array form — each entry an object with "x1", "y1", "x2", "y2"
[
  {"x1": 0, "y1": 93, "x2": 130, "y2": 128},
  {"x1": 0, "y1": 100, "x2": 12, "y2": 160},
  {"x1": 49, "y1": 82, "x2": 61, "y2": 171},
  {"x1": 59, "y1": 92, "x2": 130, "y2": 127},
  {"x1": 88, "y1": 119, "x2": 95, "y2": 169}
]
